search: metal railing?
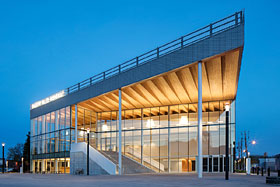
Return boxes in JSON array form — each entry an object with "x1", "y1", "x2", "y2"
[{"x1": 32, "y1": 11, "x2": 244, "y2": 108}]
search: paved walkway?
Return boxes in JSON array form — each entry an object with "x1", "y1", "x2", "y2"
[{"x1": 0, "y1": 173, "x2": 271, "y2": 187}]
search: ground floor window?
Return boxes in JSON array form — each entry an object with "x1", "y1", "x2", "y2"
[{"x1": 31, "y1": 158, "x2": 70, "y2": 174}]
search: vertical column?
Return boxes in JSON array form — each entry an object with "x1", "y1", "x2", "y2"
[
  {"x1": 168, "y1": 106, "x2": 170, "y2": 173},
  {"x1": 41, "y1": 160, "x2": 45, "y2": 173},
  {"x1": 118, "y1": 88, "x2": 122, "y2": 175},
  {"x1": 42, "y1": 116, "x2": 45, "y2": 154},
  {"x1": 55, "y1": 159, "x2": 58, "y2": 174},
  {"x1": 225, "y1": 104, "x2": 230, "y2": 180},
  {"x1": 75, "y1": 104, "x2": 78, "y2": 143},
  {"x1": 140, "y1": 108, "x2": 143, "y2": 164},
  {"x1": 32, "y1": 160, "x2": 35, "y2": 173},
  {"x1": 55, "y1": 111, "x2": 59, "y2": 152},
  {"x1": 197, "y1": 61, "x2": 203, "y2": 178}
]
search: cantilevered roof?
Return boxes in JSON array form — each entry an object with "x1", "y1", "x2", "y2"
[
  {"x1": 78, "y1": 48, "x2": 242, "y2": 113},
  {"x1": 30, "y1": 11, "x2": 244, "y2": 119}
]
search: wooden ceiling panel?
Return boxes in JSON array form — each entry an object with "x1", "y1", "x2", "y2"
[
  {"x1": 206, "y1": 56, "x2": 223, "y2": 100},
  {"x1": 223, "y1": 50, "x2": 240, "y2": 99},
  {"x1": 77, "y1": 48, "x2": 241, "y2": 114}
]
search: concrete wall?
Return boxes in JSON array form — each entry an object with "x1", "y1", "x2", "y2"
[
  {"x1": 30, "y1": 24, "x2": 244, "y2": 119},
  {"x1": 70, "y1": 152, "x2": 109, "y2": 175},
  {"x1": 70, "y1": 142, "x2": 117, "y2": 175}
]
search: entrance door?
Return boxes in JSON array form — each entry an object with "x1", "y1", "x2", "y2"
[
  {"x1": 203, "y1": 158, "x2": 208, "y2": 172},
  {"x1": 219, "y1": 156, "x2": 223, "y2": 172},
  {"x1": 213, "y1": 156, "x2": 219, "y2": 172}
]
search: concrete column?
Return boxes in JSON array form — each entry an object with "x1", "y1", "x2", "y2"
[
  {"x1": 75, "y1": 104, "x2": 78, "y2": 143},
  {"x1": 118, "y1": 88, "x2": 122, "y2": 175},
  {"x1": 140, "y1": 108, "x2": 143, "y2": 164},
  {"x1": 168, "y1": 106, "x2": 170, "y2": 173},
  {"x1": 32, "y1": 160, "x2": 35, "y2": 173},
  {"x1": 55, "y1": 159, "x2": 58, "y2": 174},
  {"x1": 197, "y1": 61, "x2": 202, "y2": 178},
  {"x1": 41, "y1": 160, "x2": 45, "y2": 173}
]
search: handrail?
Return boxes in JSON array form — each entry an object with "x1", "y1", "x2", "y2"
[{"x1": 31, "y1": 11, "x2": 244, "y2": 110}]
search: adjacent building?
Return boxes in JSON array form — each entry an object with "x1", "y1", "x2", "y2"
[{"x1": 30, "y1": 11, "x2": 244, "y2": 175}]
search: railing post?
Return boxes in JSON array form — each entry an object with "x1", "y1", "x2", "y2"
[
  {"x1": 78, "y1": 83, "x2": 80, "y2": 91},
  {"x1": 103, "y1": 72, "x2": 106, "y2": 80},
  {"x1": 119, "y1": 65, "x2": 121, "y2": 73},
  {"x1": 210, "y1": 24, "x2": 213, "y2": 36},
  {"x1": 136, "y1": 57, "x2": 139, "y2": 66},
  {"x1": 181, "y1": 37, "x2": 184, "y2": 49},
  {"x1": 157, "y1": 47, "x2": 159, "y2": 58},
  {"x1": 235, "y1": 12, "x2": 238, "y2": 25},
  {"x1": 67, "y1": 88, "x2": 69, "y2": 94},
  {"x1": 90, "y1": 77, "x2": 92, "y2": 85},
  {"x1": 240, "y1": 11, "x2": 243, "y2": 23}
]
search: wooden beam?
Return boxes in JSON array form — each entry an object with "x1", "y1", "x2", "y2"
[
  {"x1": 133, "y1": 84, "x2": 162, "y2": 106},
  {"x1": 165, "y1": 72, "x2": 191, "y2": 103},
  {"x1": 124, "y1": 87, "x2": 152, "y2": 107},
  {"x1": 152, "y1": 76, "x2": 180, "y2": 104},
  {"x1": 143, "y1": 80, "x2": 171, "y2": 105}
]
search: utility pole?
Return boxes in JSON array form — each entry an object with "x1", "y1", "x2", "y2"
[
  {"x1": 240, "y1": 134, "x2": 243, "y2": 170},
  {"x1": 244, "y1": 131, "x2": 249, "y2": 158},
  {"x1": 237, "y1": 141, "x2": 241, "y2": 170}
]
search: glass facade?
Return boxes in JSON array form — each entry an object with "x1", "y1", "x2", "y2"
[
  {"x1": 74, "y1": 100, "x2": 236, "y2": 173},
  {"x1": 30, "y1": 100, "x2": 235, "y2": 173},
  {"x1": 30, "y1": 106, "x2": 71, "y2": 173}
]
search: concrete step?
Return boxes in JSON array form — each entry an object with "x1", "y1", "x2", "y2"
[{"x1": 101, "y1": 151, "x2": 155, "y2": 174}]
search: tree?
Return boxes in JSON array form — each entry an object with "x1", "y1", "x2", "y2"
[
  {"x1": 7, "y1": 143, "x2": 23, "y2": 161},
  {"x1": 22, "y1": 132, "x2": 30, "y2": 172}
]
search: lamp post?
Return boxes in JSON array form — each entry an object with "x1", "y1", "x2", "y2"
[
  {"x1": 2, "y1": 143, "x2": 5, "y2": 174},
  {"x1": 21, "y1": 157, "x2": 24, "y2": 173},
  {"x1": 87, "y1": 128, "x2": 90, "y2": 176},
  {"x1": 225, "y1": 104, "x2": 230, "y2": 180}
]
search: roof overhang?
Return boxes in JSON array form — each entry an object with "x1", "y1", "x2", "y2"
[{"x1": 30, "y1": 20, "x2": 244, "y2": 119}]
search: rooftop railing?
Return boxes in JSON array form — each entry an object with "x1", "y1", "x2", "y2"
[{"x1": 31, "y1": 11, "x2": 244, "y2": 109}]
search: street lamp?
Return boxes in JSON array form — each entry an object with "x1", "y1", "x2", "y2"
[
  {"x1": 87, "y1": 128, "x2": 90, "y2": 176},
  {"x1": 2, "y1": 143, "x2": 5, "y2": 174},
  {"x1": 225, "y1": 104, "x2": 230, "y2": 180},
  {"x1": 21, "y1": 157, "x2": 24, "y2": 173},
  {"x1": 252, "y1": 140, "x2": 256, "y2": 145}
]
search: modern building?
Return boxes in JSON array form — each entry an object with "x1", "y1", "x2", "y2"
[{"x1": 30, "y1": 11, "x2": 244, "y2": 175}]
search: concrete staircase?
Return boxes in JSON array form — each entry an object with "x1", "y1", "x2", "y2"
[{"x1": 100, "y1": 150, "x2": 155, "y2": 174}]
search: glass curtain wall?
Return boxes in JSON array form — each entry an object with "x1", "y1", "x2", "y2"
[
  {"x1": 30, "y1": 106, "x2": 71, "y2": 173},
  {"x1": 76, "y1": 100, "x2": 235, "y2": 173}
]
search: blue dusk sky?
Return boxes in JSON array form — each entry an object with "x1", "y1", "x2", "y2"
[{"x1": 0, "y1": 0, "x2": 279, "y2": 156}]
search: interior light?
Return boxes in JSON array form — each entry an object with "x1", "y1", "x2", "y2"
[
  {"x1": 102, "y1": 124, "x2": 108, "y2": 131},
  {"x1": 146, "y1": 119, "x2": 155, "y2": 128},
  {"x1": 87, "y1": 128, "x2": 90, "y2": 134},
  {"x1": 252, "y1": 140, "x2": 256, "y2": 145},
  {"x1": 225, "y1": 104, "x2": 230, "y2": 111},
  {"x1": 65, "y1": 131, "x2": 69, "y2": 136},
  {"x1": 179, "y1": 116, "x2": 188, "y2": 126}
]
